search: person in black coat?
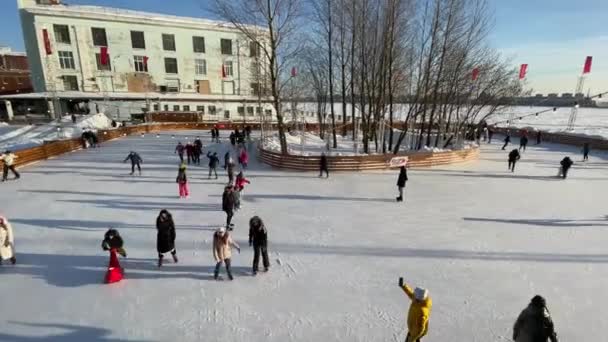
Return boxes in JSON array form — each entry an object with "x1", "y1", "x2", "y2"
[
  {"x1": 508, "y1": 149, "x2": 520, "y2": 172},
  {"x1": 513, "y1": 295, "x2": 558, "y2": 342},
  {"x1": 207, "y1": 152, "x2": 219, "y2": 179},
  {"x1": 156, "y1": 209, "x2": 178, "y2": 267},
  {"x1": 488, "y1": 128, "x2": 494, "y2": 143},
  {"x1": 249, "y1": 216, "x2": 269, "y2": 275},
  {"x1": 222, "y1": 186, "x2": 236, "y2": 228},
  {"x1": 396, "y1": 165, "x2": 408, "y2": 202},
  {"x1": 124, "y1": 151, "x2": 143, "y2": 175},
  {"x1": 502, "y1": 134, "x2": 511, "y2": 150},
  {"x1": 319, "y1": 153, "x2": 329, "y2": 178},
  {"x1": 536, "y1": 130, "x2": 542, "y2": 145},
  {"x1": 519, "y1": 135, "x2": 529, "y2": 152},
  {"x1": 582, "y1": 142, "x2": 590, "y2": 162},
  {"x1": 194, "y1": 137, "x2": 203, "y2": 165},
  {"x1": 224, "y1": 151, "x2": 231, "y2": 170},
  {"x1": 229, "y1": 132, "x2": 236, "y2": 146},
  {"x1": 559, "y1": 157, "x2": 573, "y2": 179}
]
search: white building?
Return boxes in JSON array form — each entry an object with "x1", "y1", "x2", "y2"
[{"x1": 6, "y1": 0, "x2": 275, "y2": 122}]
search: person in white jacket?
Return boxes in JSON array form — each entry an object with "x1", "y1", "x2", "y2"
[
  {"x1": 0, "y1": 216, "x2": 16, "y2": 265},
  {"x1": 1, "y1": 150, "x2": 20, "y2": 182}
]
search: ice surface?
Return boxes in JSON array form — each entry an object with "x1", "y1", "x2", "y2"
[{"x1": 0, "y1": 132, "x2": 606, "y2": 341}]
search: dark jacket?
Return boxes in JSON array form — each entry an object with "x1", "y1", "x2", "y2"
[
  {"x1": 320, "y1": 155, "x2": 328, "y2": 169},
  {"x1": 222, "y1": 189, "x2": 235, "y2": 212},
  {"x1": 505, "y1": 136, "x2": 511, "y2": 143},
  {"x1": 194, "y1": 139, "x2": 203, "y2": 149},
  {"x1": 397, "y1": 166, "x2": 408, "y2": 187},
  {"x1": 509, "y1": 149, "x2": 521, "y2": 161},
  {"x1": 521, "y1": 136, "x2": 529, "y2": 145},
  {"x1": 249, "y1": 216, "x2": 268, "y2": 247},
  {"x1": 156, "y1": 211, "x2": 176, "y2": 254},
  {"x1": 560, "y1": 157, "x2": 573, "y2": 169},
  {"x1": 176, "y1": 169, "x2": 187, "y2": 184},
  {"x1": 175, "y1": 144, "x2": 184, "y2": 154},
  {"x1": 124, "y1": 152, "x2": 142, "y2": 164},
  {"x1": 583, "y1": 143, "x2": 590, "y2": 153},
  {"x1": 207, "y1": 152, "x2": 219, "y2": 168},
  {"x1": 224, "y1": 152, "x2": 230, "y2": 167},
  {"x1": 513, "y1": 304, "x2": 558, "y2": 342},
  {"x1": 185, "y1": 144, "x2": 194, "y2": 155}
]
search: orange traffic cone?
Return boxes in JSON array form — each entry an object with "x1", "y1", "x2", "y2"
[{"x1": 105, "y1": 248, "x2": 124, "y2": 284}]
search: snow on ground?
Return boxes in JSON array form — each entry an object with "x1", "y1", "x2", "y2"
[
  {"x1": 0, "y1": 132, "x2": 607, "y2": 341},
  {"x1": 265, "y1": 131, "x2": 368, "y2": 156},
  {"x1": 0, "y1": 113, "x2": 113, "y2": 151}
]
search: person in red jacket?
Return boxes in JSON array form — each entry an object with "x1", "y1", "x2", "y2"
[
  {"x1": 238, "y1": 148, "x2": 249, "y2": 170},
  {"x1": 234, "y1": 172, "x2": 250, "y2": 209}
]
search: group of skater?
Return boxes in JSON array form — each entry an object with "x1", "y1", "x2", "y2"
[{"x1": 174, "y1": 137, "x2": 204, "y2": 165}]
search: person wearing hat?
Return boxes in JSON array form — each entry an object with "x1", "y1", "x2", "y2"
[
  {"x1": 0, "y1": 216, "x2": 16, "y2": 265},
  {"x1": 156, "y1": 209, "x2": 178, "y2": 267},
  {"x1": 212, "y1": 227, "x2": 240, "y2": 280},
  {"x1": 1, "y1": 150, "x2": 20, "y2": 182},
  {"x1": 513, "y1": 295, "x2": 558, "y2": 342},
  {"x1": 399, "y1": 279, "x2": 432, "y2": 342},
  {"x1": 176, "y1": 163, "x2": 189, "y2": 199}
]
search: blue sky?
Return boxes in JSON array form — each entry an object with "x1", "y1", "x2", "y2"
[{"x1": 1, "y1": 0, "x2": 606, "y2": 94}]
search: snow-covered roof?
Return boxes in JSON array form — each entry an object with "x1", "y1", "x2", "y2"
[
  {"x1": 0, "y1": 91, "x2": 271, "y2": 102},
  {"x1": 22, "y1": 3, "x2": 265, "y2": 33}
]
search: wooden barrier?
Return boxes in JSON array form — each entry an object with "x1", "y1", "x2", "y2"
[{"x1": 258, "y1": 146, "x2": 480, "y2": 171}]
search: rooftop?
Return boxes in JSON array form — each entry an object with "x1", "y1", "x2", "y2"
[{"x1": 0, "y1": 91, "x2": 271, "y2": 102}]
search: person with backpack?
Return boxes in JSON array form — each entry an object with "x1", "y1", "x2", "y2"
[
  {"x1": 559, "y1": 157, "x2": 573, "y2": 179},
  {"x1": 123, "y1": 151, "x2": 143, "y2": 175},
  {"x1": 249, "y1": 216, "x2": 269, "y2": 275},
  {"x1": 207, "y1": 152, "x2": 219, "y2": 179},
  {"x1": 319, "y1": 153, "x2": 329, "y2": 178},
  {"x1": 0, "y1": 216, "x2": 16, "y2": 265},
  {"x1": 399, "y1": 278, "x2": 432, "y2": 342},
  {"x1": 212, "y1": 226, "x2": 240, "y2": 281},
  {"x1": 175, "y1": 142, "x2": 185, "y2": 162},
  {"x1": 176, "y1": 163, "x2": 189, "y2": 198},
  {"x1": 1, "y1": 150, "x2": 20, "y2": 182},
  {"x1": 513, "y1": 295, "x2": 558, "y2": 342},
  {"x1": 508, "y1": 149, "x2": 521, "y2": 172},
  {"x1": 396, "y1": 165, "x2": 408, "y2": 202},
  {"x1": 156, "y1": 209, "x2": 178, "y2": 267},
  {"x1": 583, "y1": 142, "x2": 590, "y2": 162},
  {"x1": 222, "y1": 186, "x2": 236, "y2": 229},
  {"x1": 502, "y1": 134, "x2": 511, "y2": 150}
]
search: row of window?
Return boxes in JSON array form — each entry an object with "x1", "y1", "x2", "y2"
[
  {"x1": 52, "y1": 25, "x2": 261, "y2": 57},
  {"x1": 151, "y1": 104, "x2": 272, "y2": 117}
]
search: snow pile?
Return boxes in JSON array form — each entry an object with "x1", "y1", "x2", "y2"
[
  {"x1": 0, "y1": 122, "x2": 7, "y2": 126},
  {"x1": 0, "y1": 113, "x2": 113, "y2": 151},
  {"x1": 264, "y1": 132, "x2": 367, "y2": 156}
]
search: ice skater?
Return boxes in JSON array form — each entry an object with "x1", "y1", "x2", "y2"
[
  {"x1": 508, "y1": 149, "x2": 520, "y2": 172},
  {"x1": 227, "y1": 157, "x2": 236, "y2": 185},
  {"x1": 123, "y1": 151, "x2": 143, "y2": 175},
  {"x1": 186, "y1": 142, "x2": 195, "y2": 164},
  {"x1": 194, "y1": 137, "x2": 203, "y2": 165},
  {"x1": 399, "y1": 278, "x2": 432, "y2": 342},
  {"x1": 212, "y1": 226, "x2": 240, "y2": 281},
  {"x1": 101, "y1": 228, "x2": 127, "y2": 284},
  {"x1": 249, "y1": 216, "x2": 269, "y2": 275},
  {"x1": 0, "y1": 216, "x2": 16, "y2": 265},
  {"x1": 396, "y1": 165, "x2": 408, "y2": 202},
  {"x1": 319, "y1": 153, "x2": 329, "y2": 178},
  {"x1": 222, "y1": 186, "x2": 236, "y2": 229},
  {"x1": 176, "y1": 163, "x2": 189, "y2": 198},
  {"x1": 502, "y1": 134, "x2": 511, "y2": 150},
  {"x1": 175, "y1": 142, "x2": 185, "y2": 162},
  {"x1": 513, "y1": 295, "x2": 558, "y2": 342},
  {"x1": 156, "y1": 209, "x2": 178, "y2": 267},
  {"x1": 488, "y1": 128, "x2": 494, "y2": 143},
  {"x1": 536, "y1": 130, "x2": 542, "y2": 145},
  {"x1": 582, "y1": 142, "x2": 590, "y2": 162},
  {"x1": 235, "y1": 171, "x2": 250, "y2": 209},
  {"x1": 224, "y1": 151, "x2": 231, "y2": 170},
  {"x1": 239, "y1": 148, "x2": 249, "y2": 170},
  {"x1": 1, "y1": 150, "x2": 20, "y2": 182},
  {"x1": 519, "y1": 134, "x2": 529, "y2": 152},
  {"x1": 207, "y1": 152, "x2": 219, "y2": 179},
  {"x1": 559, "y1": 157, "x2": 573, "y2": 179}
]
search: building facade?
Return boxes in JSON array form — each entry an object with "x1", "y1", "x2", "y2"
[
  {"x1": 0, "y1": 47, "x2": 33, "y2": 95},
  {"x1": 16, "y1": 0, "x2": 275, "y2": 121}
]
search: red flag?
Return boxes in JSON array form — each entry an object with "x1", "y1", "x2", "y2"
[
  {"x1": 291, "y1": 67, "x2": 297, "y2": 77},
  {"x1": 472, "y1": 68, "x2": 480, "y2": 81},
  {"x1": 143, "y1": 56, "x2": 149, "y2": 68},
  {"x1": 519, "y1": 64, "x2": 528, "y2": 80},
  {"x1": 583, "y1": 56, "x2": 593, "y2": 74},
  {"x1": 42, "y1": 29, "x2": 52, "y2": 55},
  {"x1": 221, "y1": 65, "x2": 226, "y2": 78},
  {"x1": 100, "y1": 46, "x2": 108, "y2": 65}
]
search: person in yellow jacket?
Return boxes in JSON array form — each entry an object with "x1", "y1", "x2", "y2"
[
  {"x1": 1, "y1": 150, "x2": 20, "y2": 182},
  {"x1": 399, "y1": 278, "x2": 432, "y2": 342}
]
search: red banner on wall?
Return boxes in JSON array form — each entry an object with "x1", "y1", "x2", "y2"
[
  {"x1": 221, "y1": 65, "x2": 226, "y2": 78},
  {"x1": 100, "y1": 46, "x2": 108, "y2": 65},
  {"x1": 472, "y1": 68, "x2": 480, "y2": 81},
  {"x1": 583, "y1": 56, "x2": 593, "y2": 74},
  {"x1": 519, "y1": 64, "x2": 528, "y2": 80},
  {"x1": 42, "y1": 29, "x2": 52, "y2": 55}
]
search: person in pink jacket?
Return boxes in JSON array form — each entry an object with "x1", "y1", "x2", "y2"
[
  {"x1": 238, "y1": 148, "x2": 249, "y2": 170},
  {"x1": 234, "y1": 172, "x2": 250, "y2": 209},
  {"x1": 176, "y1": 164, "x2": 189, "y2": 199}
]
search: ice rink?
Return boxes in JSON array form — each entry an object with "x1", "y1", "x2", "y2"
[{"x1": 0, "y1": 131, "x2": 606, "y2": 341}]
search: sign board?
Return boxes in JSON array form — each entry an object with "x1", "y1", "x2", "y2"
[{"x1": 389, "y1": 156, "x2": 408, "y2": 168}]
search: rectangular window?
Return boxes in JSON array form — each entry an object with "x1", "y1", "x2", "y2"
[
  {"x1": 224, "y1": 110, "x2": 230, "y2": 119},
  {"x1": 54, "y1": 24, "x2": 70, "y2": 44},
  {"x1": 209, "y1": 105, "x2": 216, "y2": 115},
  {"x1": 237, "y1": 106, "x2": 245, "y2": 116},
  {"x1": 249, "y1": 41, "x2": 259, "y2": 57},
  {"x1": 58, "y1": 51, "x2": 75, "y2": 69},
  {"x1": 91, "y1": 27, "x2": 107, "y2": 46},
  {"x1": 224, "y1": 61, "x2": 233, "y2": 77},
  {"x1": 195, "y1": 59, "x2": 207, "y2": 75},
  {"x1": 153, "y1": 104, "x2": 159, "y2": 111},
  {"x1": 164, "y1": 104, "x2": 169, "y2": 111},
  {"x1": 131, "y1": 31, "x2": 145, "y2": 49},
  {"x1": 193, "y1": 36, "x2": 205, "y2": 53},
  {"x1": 196, "y1": 105, "x2": 205, "y2": 113},
  {"x1": 134, "y1": 55, "x2": 148, "y2": 72},
  {"x1": 95, "y1": 53, "x2": 111, "y2": 71},
  {"x1": 164, "y1": 57, "x2": 178, "y2": 74},
  {"x1": 183, "y1": 105, "x2": 190, "y2": 111},
  {"x1": 62, "y1": 75, "x2": 78, "y2": 90},
  {"x1": 220, "y1": 39, "x2": 232, "y2": 55},
  {"x1": 167, "y1": 85, "x2": 179, "y2": 93},
  {"x1": 173, "y1": 105, "x2": 180, "y2": 111},
  {"x1": 265, "y1": 109, "x2": 272, "y2": 117},
  {"x1": 251, "y1": 83, "x2": 259, "y2": 96},
  {"x1": 162, "y1": 34, "x2": 176, "y2": 51},
  {"x1": 256, "y1": 107, "x2": 262, "y2": 114},
  {"x1": 247, "y1": 107, "x2": 254, "y2": 116}
]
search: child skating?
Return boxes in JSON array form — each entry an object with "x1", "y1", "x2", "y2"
[{"x1": 176, "y1": 163, "x2": 189, "y2": 199}]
